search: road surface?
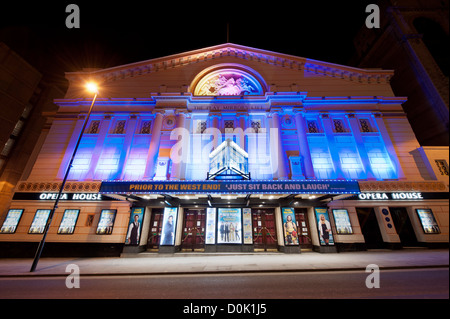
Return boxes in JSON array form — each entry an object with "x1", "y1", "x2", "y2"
[{"x1": 0, "y1": 267, "x2": 447, "y2": 299}]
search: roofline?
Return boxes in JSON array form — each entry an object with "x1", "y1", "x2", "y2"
[{"x1": 64, "y1": 42, "x2": 394, "y2": 79}]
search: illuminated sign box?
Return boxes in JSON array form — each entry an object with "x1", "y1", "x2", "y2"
[
  {"x1": 331, "y1": 209, "x2": 353, "y2": 235},
  {"x1": 28, "y1": 209, "x2": 51, "y2": 234},
  {"x1": 416, "y1": 209, "x2": 440, "y2": 234},
  {"x1": 96, "y1": 209, "x2": 117, "y2": 235},
  {"x1": 57, "y1": 209, "x2": 80, "y2": 234},
  {"x1": 12, "y1": 192, "x2": 115, "y2": 201},
  {"x1": 100, "y1": 180, "x2": 360, "y2": 195},
  {"x1": 0, "y1": 209, "x2": 24, "y2": 234}
]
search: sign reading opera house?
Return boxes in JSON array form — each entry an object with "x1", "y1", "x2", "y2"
[{"x1": 1, "y1": 43, "x2": 448, "y2": 257}]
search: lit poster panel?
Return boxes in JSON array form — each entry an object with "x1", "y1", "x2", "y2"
[
  {"x1": 205, "y1": 208, "x2": 217, "y2": 245},
  {"x1": 96, "y1": 209, "x2": 117, "y2": 235},
  {"x1": 416, "y1": 209, "x2": 440, "y2": 234},
  {"x1": 242, "y1": 208, "x2": 253, "y2": 244},
  {"x1": 332, "y1": 209, "x2": 353, "y2": 235},
  {"x1": 57, "y1": 209, "x2": 80, "y2": 234},
  {"x1": 314, "y1": 208, "x2": 335, "y2": 246},
  {"x1": 281, "y1": 207, "x2": 299, "y2": 246},
  {"x1": 125, "y1": 207, "x2": 145, "y2": 245},
  {"x1": 217, "y1": 208, "x2": 242, "y2": 244},
  {"x1": 28, "y1": 209, "x2": 51, "y2": 234},
  {"x1": 0, "y1": 209, "x2": 24, "y2": 234},
  {"x1": 160, "y1": 207, "x2": 178, "y2": 246}
]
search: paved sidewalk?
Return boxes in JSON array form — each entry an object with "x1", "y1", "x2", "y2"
[{"x1": 0, "y1": 249, "x2": 448, "y2": 277}]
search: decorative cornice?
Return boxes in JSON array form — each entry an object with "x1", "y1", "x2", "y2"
[
  {"x1": 16, "y1": 181, "x2": 102, "y2": 193},
  {"x1": 359, "y1": 181, "x2": 448, "y2": 192},
  {"x1": 64, "y1": 43, "x2": 395, "y2": 86}
]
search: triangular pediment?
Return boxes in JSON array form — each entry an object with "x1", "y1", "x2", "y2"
[
  {"x1": 66, "y1": 43, "x2": 393, "y2": 83},
  {"x1": 63, "y1": 43, "x2": 395, "y2": 99}
]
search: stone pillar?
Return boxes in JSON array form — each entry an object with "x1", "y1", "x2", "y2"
[
  {"x1": 170, "y1": 111, "x2": 187, "y2": 180},
  {"x1": 143, "y1": 111, "x2": 164, "y2": 180},
  {"x1": 116, "y1": 114, "x2": 138, "y2": 180},
  {"x1": 372, "y1": 113, "x2": 406, "y2": 180},
  {"x1": 211, "y1": 113, "x2": 220, "y2": 150},
  {"x1": 85, "y1": 114, "x2": 113, "y2": 180},
  {"x1": 270, "y1": 111, "x2": 289, "y2": 180},
  {"x1": 319, "y1": 113, "x2": 345, "y2": 180},
  {"x1": 294, "y1": 110, "x2": 315, "y2": 179},
  {"x1": 237, "y1": 113, "x2": 247, "y2": 151},
  {"x1": 345, "y1": 114, "x2": 376, "y2": 180}
]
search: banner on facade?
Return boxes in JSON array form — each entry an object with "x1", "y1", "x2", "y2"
[
  {"x1": 314, "y1": 207, "x2": 335, "y2": 246},
  {"x1": 281, "y1": 207, "x2": 299, "y2": 246},
  {"x1": 125, "y1": 207, "x2": 145, "y2": 246},
  {"x1": 99, "y1": 180, "x2": 360, "y2": 195}
]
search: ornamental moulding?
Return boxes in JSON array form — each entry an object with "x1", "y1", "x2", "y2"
[{"x1": 65, "y1": 44, "x2": 394, "y2": 87}]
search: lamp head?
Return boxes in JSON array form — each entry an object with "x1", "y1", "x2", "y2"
[{"x1": 85, "y1": 82, "x2": 99, "y2": 94}]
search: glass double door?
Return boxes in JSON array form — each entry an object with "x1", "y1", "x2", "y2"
[
  {"x1": 295, "y1": 208, "x2": 313, "y2": 250},
  {"x1": 181, "y1": 209, "x2": 206, "y2": 251},
  {"x1": 252, "y1": 209, "x2": 277, "y2": 251},
  {"x1": 147, "y1": 208, "x2": 164, "y2": 250}
]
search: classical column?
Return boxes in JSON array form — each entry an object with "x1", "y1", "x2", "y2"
[
  {"x1": 270, "y1": 110, "x2": 289, "y2": 180},
  {"x1": 85, "y1": 114, "x2": 113, "y2": 180},
  {"x1": 143, "y1": 111, "x2": 164, "y2": 180},
  {"x1": 210, "y1": 113, "x2": 220, "y2": 150},
  {"x1": 237, "y1": 113, "x2": 247, "y2": 151},
  {"x1": 170, "y1": 111, "x2": 187, "y2": 180},
  {"x1": 293, "y1": 110, "x2": 315, "y2": 179},
  {"x1": 319, "y1": 113, "x2": 345, "y2": 180},
  {"x1": 372, "y1": 113, "x2": 406, "y2": 180},
  {"x1": 116, "y1": 114, "x2": 139, "y2": 180},
  {"x1": 345, "y1": 114, "x2": 376, "y2": 180}
]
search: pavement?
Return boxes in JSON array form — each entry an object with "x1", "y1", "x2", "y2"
[{"x1": 0, "y1": 248, "x2": 448, "y2": 277}]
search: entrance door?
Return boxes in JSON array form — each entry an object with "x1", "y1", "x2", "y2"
[
  {"x1": 356, "y1": 207, "x2": 385, "y2": 249},
  {"x1": 295, "y1": 209, "x2": 313, "y2": 250},
  {"x1": 252, "y1": 209, "x2": 277, "y2": 251},
  {"x1": 389, "y1": 207, "x2": 419, "y2": 247},
  {"x1": 181, "y1": 209, "x2": 206, "y2": 251},
  {"x1": 147, "y1": 209, "x2": 164, "y2": 251}
]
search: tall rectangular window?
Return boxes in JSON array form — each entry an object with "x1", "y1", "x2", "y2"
[
  {"x1": 112, "y1": 120, "x2": 126, "y2": 134},
  {"x1": 359, "y1": 119, "x2": 372, "y2": 133},
  {"x1": 87, "y1": 120, "x2": 100, "y2": 134},
  {"x1": 333, "y1": 119, "x2": 345, "y2": 133},
  {"x1": 140, "y1": 120, "x2": 152, "y2": 134}
]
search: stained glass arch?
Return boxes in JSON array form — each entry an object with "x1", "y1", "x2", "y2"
[{"x1": 192, "y1": 64, "x2": 266, "y2": 96}]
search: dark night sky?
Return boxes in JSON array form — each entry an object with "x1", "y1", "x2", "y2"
[{"x1": 0, "y1": 0, "x2": 377, "y2": 90}]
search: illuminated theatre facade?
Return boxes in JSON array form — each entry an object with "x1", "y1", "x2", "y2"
[{"x1": 1, "y1": 44, "x2": 448, "y2": 256}]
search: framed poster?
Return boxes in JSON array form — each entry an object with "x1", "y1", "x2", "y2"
[
  {"x1": 125, "y1": 207, "x2": 144, "y2": 245},
  {"x1": 281, "y1": 207, "x2": 299, "y2": 245},
  {"x1": 416, "y1": 209, "x2": 440, "y2": 234},
  {"x1": 57, "y1": 209, "x2": 80, "y2": 234},
  {"x1": 217, "y1": 208, "x2": 242, "y2": 244},
  {"x1": 314, "y1": 207, "x2": 335, "y2": 246},
  {"x1": 160, "y1": 207, "x2": 178, "y2": 246},
  {"x1": 28, "y1": 209, "x2": 51, "y2": 234},
  {"x1": 242, "y1": 208, "x2": 253, "y2": 244},
  {"x1": 332, "y1": 209, "x2": 353, "y2": 234},
  {"x1": 96, "y1": 209, "x2": 117, "y2": 235},
  {"x1": 205, "y1": 207, "x2": 217, "y2": 245},
  {"x1": 0, "y1": 209, "x2": 24, "y2": 234}
]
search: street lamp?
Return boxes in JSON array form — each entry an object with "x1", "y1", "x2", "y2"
[{"x1": 30, "y1": 82, "x2": 99, "y2": 272}]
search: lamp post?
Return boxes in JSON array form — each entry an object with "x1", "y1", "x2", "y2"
[{"x1": 30, "y1": 82, "x2": 99, "y2": 272}]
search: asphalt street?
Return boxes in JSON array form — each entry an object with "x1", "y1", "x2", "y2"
[{"x1": 0, "y1": 267, "x2": 447, "y2": 299}]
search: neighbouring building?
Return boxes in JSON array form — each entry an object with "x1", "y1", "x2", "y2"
[
  {"x1": 0, "y1": 43, "x2": 448, "y2": 257},
  {"x1": 351, "y1": 0, "x2": 449, "y2": 146}
]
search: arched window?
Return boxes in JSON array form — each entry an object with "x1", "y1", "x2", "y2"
[{"x1": 413, "y1": 17, "x2": 449, "y2": 76}]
